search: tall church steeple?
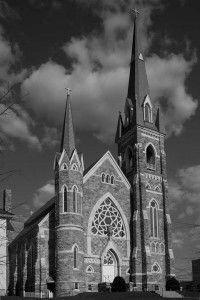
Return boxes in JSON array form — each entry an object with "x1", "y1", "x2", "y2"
[
  {"x1": 115, "y1": 11, "x2": 174, "y2": 291},
  {"x1": 60, "y1": 88, "x2": 75, "y2": 156},
  {"x1": 118, "y1": 12, "x2": 162, "y2": 133},
  {"x1": 127, "y1": 12, "x2": 150, "y2": 121}
]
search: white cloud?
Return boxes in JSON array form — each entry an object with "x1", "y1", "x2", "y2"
[
  {"x1": 0, "y1": 104, "x2": 41, "y2": 150},
  {"x1": 33, "y1": 180, "x2": 54, "y2": 209},
  {"x1": 147, "y1": 54, "x2": 197, "y2": 135},
  {"x1": 20, "y1": 0, "x2": 197, "y2": 143}
]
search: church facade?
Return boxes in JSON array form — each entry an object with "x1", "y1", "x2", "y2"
[{"x1": 8, "y1": 14, "x2": 174, "y2": 297}]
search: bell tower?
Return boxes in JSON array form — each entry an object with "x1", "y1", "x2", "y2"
[
  {"x1": 54, "y1": 89, "x2": 85, "y2": 296},
  {"x1": 115, "y1": 12, "x2": 175, "y2": 290}
]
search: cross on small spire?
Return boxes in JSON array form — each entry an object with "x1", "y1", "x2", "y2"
[{"x1": 65, "y1": 87, "x2": 72, "y2": 97}]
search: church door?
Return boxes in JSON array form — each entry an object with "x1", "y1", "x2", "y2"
[{"x1": 102, "y1": 250, "x2": 118, "y2": 283}]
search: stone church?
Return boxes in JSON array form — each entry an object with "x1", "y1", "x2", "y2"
[{"x1": 8, "y1": 14, "x2": 175, "y2": 297}]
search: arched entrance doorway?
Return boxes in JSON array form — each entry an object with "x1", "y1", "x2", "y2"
[{"x1": 102, "y1": 249, "x2": 118, "y2": 283}]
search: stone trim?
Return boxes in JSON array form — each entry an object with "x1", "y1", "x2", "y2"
[
  {"x1": 141, "y1": 133, "x2": 159, "y2": 141},
  {"x1": 83, "y1": 150, "x2": 130, "y2": 189}
]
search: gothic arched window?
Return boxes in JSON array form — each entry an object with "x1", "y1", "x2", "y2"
[
  {"x1": 110, "y1": 176, "x2": 114, "y2": 184},
  {"x1": 61, "y1": 163, "x2": 67, "y2": 170},
  {"x1": 63, "y1": 186, "x2": 68, "y2": 212},
  {"x1": 144, "y1": 103, "x2": 151, "y2": 122},
  {"x1": 73, "y1": 186, "x2": 77, "y2": 213},
  {"x1": 146, "y1": 145, "x2": 155, "y2": 169},
  {"x1": 150, "y1": 200, "x2": 158, "y2": 238},
  {"x1": 102, "y1": 173, "x2": 105, "y2": 182},
  {"x1": 73, "y1": 246, "x2": 78, "y2": 268},
  {"x1": 106, "y1": 175, "x2": 110, "y2": 183},
  {"x1": 91, "y1": 197, "x2": 125, "y2": 238}
]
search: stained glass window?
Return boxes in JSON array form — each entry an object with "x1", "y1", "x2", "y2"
[
  {"x1": 103, "y1": 250, "x2": 114, "y2": 265},
  {"x1": 91, "y1": 198, "x2": 125, "y2": 238}
]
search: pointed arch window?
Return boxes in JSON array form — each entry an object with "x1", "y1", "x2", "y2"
[
  {"x1": 144, "y1": 103, "x2": 152, "y2": 122},
  {"x1": 110, "y1": 175, "x2": 114, "y2": 184},
  {"x1": 63, "y1": 186, "x2": 68, "y2": 212},
  {"x1": 61, "y1": 163, "x2": 67, "y2": 170},
  {"x1": 73, "y1": 245, "x2": 78, "y2": 269},
  {"x1": 102, "y1": 173, "x2": 105, "y2": 182},
  {"x1": 106, "y1": 175, "x2": 110, "y2": 183},
  {"x1": 73, "y1": 186, "x2": 77, "y2": 213},
  {"x1": 150, "y1": 200, "x2": 158, "y2": 238},
  {"x1": 146, "y1": 145, "x2": 155, "y2": 170}
]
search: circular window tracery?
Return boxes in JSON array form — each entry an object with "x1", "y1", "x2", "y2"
[{"x1": 91, "y1": 198, "x2": 125, "y2": 238}]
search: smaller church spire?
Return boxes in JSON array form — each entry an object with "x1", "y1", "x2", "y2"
[{"x1": 60, "y1": 88, "x2": 75, "y2": 157}]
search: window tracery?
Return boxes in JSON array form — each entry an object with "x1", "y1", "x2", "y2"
[
  {"x1": 91, "y1": 198, "x2": 125, "y2": 238},
  {"x1": 152, "y1": 263, "x2": 161, "y2": 273}
]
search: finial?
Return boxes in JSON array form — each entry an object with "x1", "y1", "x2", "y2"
[{"x1": 65, "y1": 87, "x2": 72, "y2": 98}]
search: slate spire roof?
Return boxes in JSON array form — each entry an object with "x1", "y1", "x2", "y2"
[
  {"x1": 127, "y1": 12, "x2": 151, "y2": 125},
  {"x1": 60, "y1": 91, "x2": 75, "y2": 157}
]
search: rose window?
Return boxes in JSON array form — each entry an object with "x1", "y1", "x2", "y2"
[{"x1": 91, "y1": 198, "x2": 125, "y2": 238}]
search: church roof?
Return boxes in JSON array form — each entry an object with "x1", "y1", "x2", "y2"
[
  {"x1": 24, "y1": 196, "x2": 55, "y2": 227},
  {"x1": 9, "y1": 197, "x2": 55, "y2": 246},
  {"x1": 60, "y1": 93, "x2": 75, "y2": 157}
]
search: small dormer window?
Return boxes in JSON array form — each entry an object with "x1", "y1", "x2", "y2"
[
  {"x1": 61, "y1": 163, "x2": 67, "y2": 170},
  {"x1": 71, "y1": 163, "x2": 78, "y2": 171},
  {"x1": 144, "y1": 103, "x2": 151, "y2": 122},
  {"x1": 143, "y1": 95, "x2": 152, "y2": 123}
]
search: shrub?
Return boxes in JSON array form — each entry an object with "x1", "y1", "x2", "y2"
[
  {"x1": 166, "y1": 277, "x2": 180, "y2": 291},
  {"x1": 111, "y1": 276, "x2": 127, "y2": 292}
]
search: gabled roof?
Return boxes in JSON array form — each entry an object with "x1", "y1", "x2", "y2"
[
  {"x1": 83, "y1": 151, "x2": 130, "y2": 189},
  {"x1": 24, "y1": 196, "x2": 55, "y2": 227},
  {"x1": 9, "y1": 197, "x2": 55, "y2": 247}
]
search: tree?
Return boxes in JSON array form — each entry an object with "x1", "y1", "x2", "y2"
[
  {"x1": 111, "y1": 276, "x2": 127, "y2": 292},
  {"x1": 166, "y1": 277, "x2": 180, "y2": 291}
]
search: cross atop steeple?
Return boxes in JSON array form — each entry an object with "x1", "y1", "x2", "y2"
[{"x1": 60, "y1": 88, "x2": 75, "y2": 157}]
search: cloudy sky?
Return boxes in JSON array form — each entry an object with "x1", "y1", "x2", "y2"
[{"x1": 0, "y1": 0, "x2": 200, "y2": 281}]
